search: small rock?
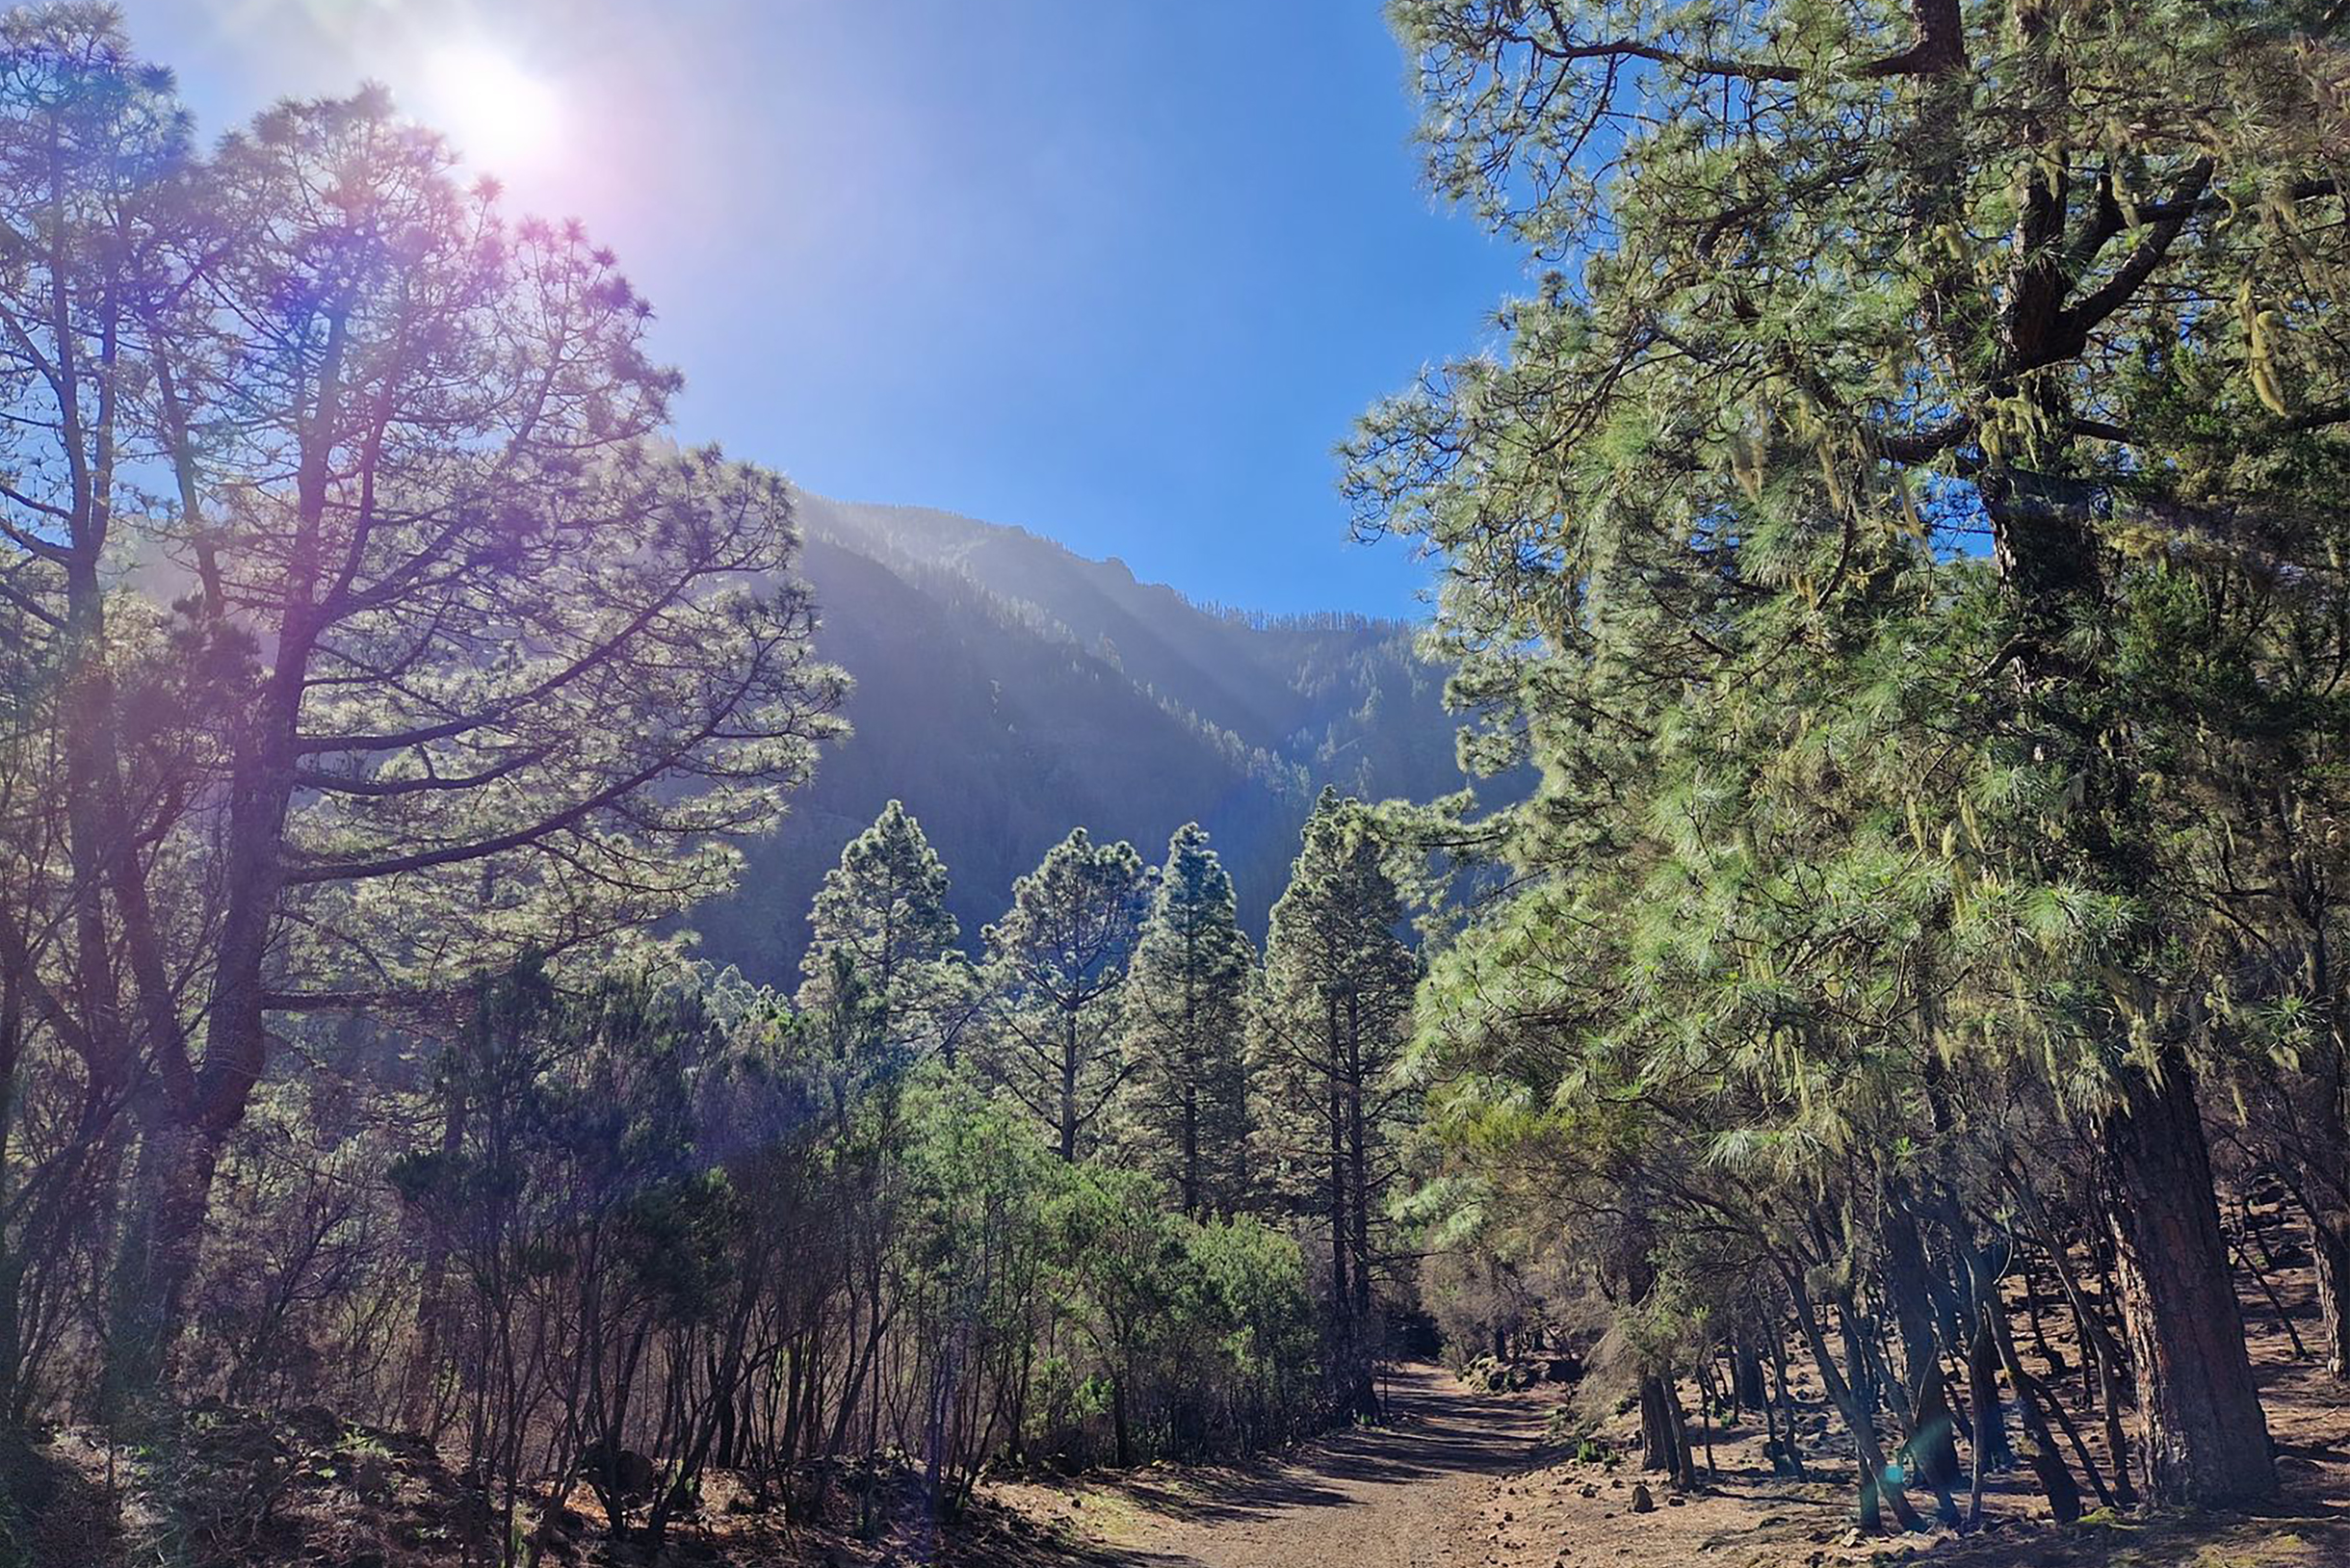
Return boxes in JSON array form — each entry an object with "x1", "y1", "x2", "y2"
[{"x1": 1665, "y1": 1494, "x2": 1685, "y2": 1507}]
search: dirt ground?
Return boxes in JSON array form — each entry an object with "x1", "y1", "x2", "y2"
[
  {"x1": 991, "y1": 1366, "x2": 1549, "y2": 1568},
  {"x1": 1000, "y1": 1301, "x2": 2350, "y2": 1568}
]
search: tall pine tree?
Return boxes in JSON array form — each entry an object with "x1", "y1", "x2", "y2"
[
  {"x1": 1126, "y1": 823, "x2": 1255, "y2": 1217},
  {"x1": 1259, "y1": 791, "x2": 1417, "y2": 1419},
  {"x1": 796, "y1": 800, "x2": 968, "y2": 1108},
  {"x1": 1356, "y1": 0, "x2": 2350, "y2": 1506},
  {"x1": 979, "y1": 828, "x2": 1152, "y2": 1161}
]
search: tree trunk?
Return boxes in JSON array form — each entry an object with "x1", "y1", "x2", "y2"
[
  {"x1": 1344, "y1": 997, "x2": 1376, "y2": 1419},
  {"x1": 1881, "y1": 1185, "x2": 1961, "y2": 1515},
  {"x1": 1112, "y1": 1372, "x2": 1133, "y2": 1468},
  {"x1": 2098, "y1": 1044, "x2": 2276, "y2": 1505},
  {"x1": 1987, "y1": 1288, "x2": 2085, "y2": 1523},
  {"x1": 1979, "y1": 353, "x2": 2279, "y2": 1507},
  {"x1": 1732, "y1": 1330, "x2": 1767, "y2": 1413},
  {"x1": 2011, "y1": 1178, "x2": 2138, "y2": 1506},
  {"x1": 1326, "y1": 1028, "x2": 1352, "y2": 1412},
  {"x1": 1764, "y1": 1317, "x2": 1806, "y2": 1478},
  {"x1": 1782, "y1": 1264, "x2": 1924, "y2": 1533},
  {"x1": 1638, "y1": 1374, "x2": 1681, "y2": 1477},
  {"x1": 1661, "y1": 1377, "x2": 1696, "y2": 1489},
  {"x1": 103, "y1": 1115, "x2": 222, "y2": 1422},
  {"x1": 1966, "y1": 1311, "x2": 2013, "y2": 1475},
  {"x1": 2310, "y1": 1206, "x2": 2350, "y2": 1381},
  {"x1": 1181, "y1": 1083, "x2": 1200, "y2": 1219},
  {"x1": 1059, "y1": 1010, "x2": 1080, "y2": 1162}
]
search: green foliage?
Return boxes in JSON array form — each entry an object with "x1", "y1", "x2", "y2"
[
  {"x1": 0, "y1": 8, "x2": 1415, "y2": 1548},
  {"x1": 978, "y1": 828, "x2": 1153, "y2": 1161},
  {"x1": 1257, "y1": 790, "x2": 1421, "y2": 1414},
  {"x1": 1364, "y1": 0, "x2": 2350, "y2": 1512},
  {"x1": 796, "y1": 799, "x2": 974, "y2": 1115},
  {"x1": 1125, "y1": 823, "x2": 1257, "y2": 1215}
]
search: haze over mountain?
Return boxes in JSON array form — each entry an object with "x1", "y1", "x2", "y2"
[{"x1": 689, "y1": 493, "x2": 1463, "y2": 983}]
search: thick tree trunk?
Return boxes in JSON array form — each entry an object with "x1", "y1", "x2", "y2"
[
  {"x1": 2309, "y1": 1206, "x2": 2350, "y2": 1381},
  {"x1": 103, "y1": 1116, "x2": 222, "y2": 1422},
  {"x1": 2098, "y1": 1045, "x2": 2276, "y2": 1506}
]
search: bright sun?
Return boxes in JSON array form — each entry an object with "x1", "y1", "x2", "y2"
[{"x1": 425, "y1": 45, "x2": 561, "y2": 173}]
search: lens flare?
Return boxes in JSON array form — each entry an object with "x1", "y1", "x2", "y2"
[{"x1": 425, "y1": 44, "x2": 561, "y2": 173}]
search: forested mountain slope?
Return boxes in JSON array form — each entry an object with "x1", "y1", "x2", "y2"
[{"x1": 689, "y1": 493, "x2": 1460, "y2": 980}]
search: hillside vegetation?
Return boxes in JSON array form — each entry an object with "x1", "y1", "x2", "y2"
[{"x1": 692, "y1": 494, "x2": 1461, "y2": 981}]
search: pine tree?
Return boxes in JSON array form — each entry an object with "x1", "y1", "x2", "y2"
[
  {"x1": 795, "y1": 799, "x2": 969, "y2": 1101},
  {"x1": 1258, "y1": 790, "x2": 1417, "y2": 1420},
  {"x1": 1126, "y1": 823, "x2": 1255, "y2": 1217},
  {"x1": 979, "y1": 828, "x2": 1152, "y2": 1162},
  {"x1": 1355, "y1": 0, "x2": 2350, "y2": 1508}
]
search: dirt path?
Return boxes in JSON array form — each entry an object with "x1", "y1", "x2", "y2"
[
  {"x1": 1048, "y1": 1366, "x2": 1552, "y2": 1568},
  {"x1": 994, "y1": 1338, "x2": 2350, "y2": 1568}
]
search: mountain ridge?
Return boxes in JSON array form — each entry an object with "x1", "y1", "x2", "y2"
[{"x1": 686, "y1": 490, "x2": 1460, "y2": 984}]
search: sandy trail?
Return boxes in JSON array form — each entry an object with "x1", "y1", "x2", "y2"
[
  {"x1": 1004, "y1": 1307, "x2": 2350, "y2": 1568},
  {"x1": 1079, "y1": 1366, "x2": 1550, "y2": 1568}
]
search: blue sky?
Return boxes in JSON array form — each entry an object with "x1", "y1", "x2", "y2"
[{"x1": 131, "y1": 1, "x2": 1526, "y2": 615}]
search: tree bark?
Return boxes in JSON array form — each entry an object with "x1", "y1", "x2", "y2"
[
  {"x1": 1345, "y1": 994, "x2": 1376, "y2": 1419},
  {"x1": 102, "y1": 1116, "x2": 221, "y2": 1422},
  {"x1": 1638, "y1": 1373, "x2": 1679, "y2": 1475},
  {"x1": 2310, "y1": 1206, "x2": 2350, "y2": 1381},
  {"x1": 2099, "y1": 1044, "x2": 2276, "y2": 1505},
  {"x1": 1325, "y1": 994, "x2": 1354, "y2": 1414}
]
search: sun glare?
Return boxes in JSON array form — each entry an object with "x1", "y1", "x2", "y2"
[{"x1": 425, "y1": 44, "x2": 561, "y2": 173}]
